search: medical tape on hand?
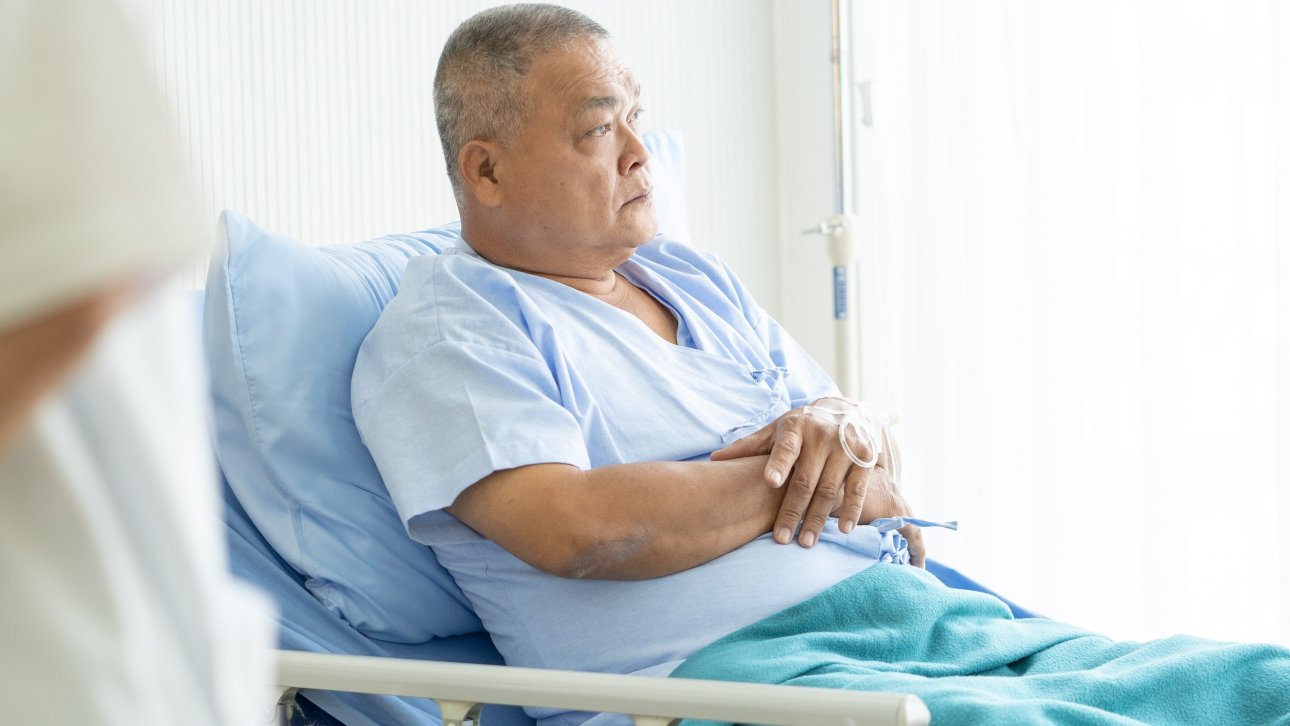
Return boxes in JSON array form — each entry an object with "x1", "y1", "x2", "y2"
[{"x1": 800, "y1": 397, "x2": 891, "y2": 470}]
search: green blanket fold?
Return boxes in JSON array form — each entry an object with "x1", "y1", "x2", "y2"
[{"x1": 670, "y1": 564, "x2": 1290, "y2": 725}]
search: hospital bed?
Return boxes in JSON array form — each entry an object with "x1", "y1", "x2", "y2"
[
  {"x1": 225, "y1": 460, "x2": 939, "y2": 726},
  {"x1": 202, "y1": 130, "x2": 1036, "y2": 726},
  {"x1": 227, "y1": 448, "x2": 1028, "y2": 726}
]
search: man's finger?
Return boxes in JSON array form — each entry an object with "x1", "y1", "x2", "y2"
[
  {"x1": 798, "y1": 453, "x2": 851, "y2": 547},
  {"x1": 837, "y1": 466, "x2": 868, "y2": 534},
  {"x1": 708, "y1": 421, "x2": 775, "y2": 461},
  {"x1": 773, "y1": 447, "x2": 825, "y2": 544},
  {"x1": 901, "y1": 524, "x2": 926, "y2": 568},
  {"x1": 762, "y1": 424, "x2": 804, "y2": 487}
]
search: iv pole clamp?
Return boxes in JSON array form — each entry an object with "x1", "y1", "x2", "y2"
[{"x1": 802, "y1": 215, "x2": 860, "y2": 399}]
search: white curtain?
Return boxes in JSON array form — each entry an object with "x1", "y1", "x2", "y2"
[{"x1": 851, "y1": 0, "x2": 1288, "y2": 645}]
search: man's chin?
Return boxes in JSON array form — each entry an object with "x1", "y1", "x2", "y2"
[
  {"x1": 628, "y1": 223, "x2": 660, "y2": 248},
  {"x1": 625, "y1": 209, "x2": 660, "y2": 246}
]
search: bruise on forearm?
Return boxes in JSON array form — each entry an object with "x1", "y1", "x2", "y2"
[{"x1": 566, "y1": 527, "x2": 652, "y2": 579}]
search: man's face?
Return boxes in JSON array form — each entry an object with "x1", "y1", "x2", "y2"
[{"x1": 499, "y1": 39, "x2": 656, "y2": 260}]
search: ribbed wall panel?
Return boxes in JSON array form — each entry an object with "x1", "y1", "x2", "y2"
[{"x1": 126, "y1": 1, "x2": 780, "y2": 309}]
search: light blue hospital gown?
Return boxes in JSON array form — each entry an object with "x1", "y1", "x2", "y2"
[{"x1": 352, "y1": 237, "x2": 913, "y2": 726}]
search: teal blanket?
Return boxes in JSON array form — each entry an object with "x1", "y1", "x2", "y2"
[{"x1": 670, "y1": 564, "x2": 1290, "y2": 725}]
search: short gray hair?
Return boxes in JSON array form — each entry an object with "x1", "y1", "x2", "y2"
[{"x1": 435, "y1": 4, "x2": 610, "y2": 200}]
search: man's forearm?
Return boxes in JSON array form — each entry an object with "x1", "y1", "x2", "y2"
[
  {"x1": 574, "y1": 456, "x2": 781, "y2": 579},
  {"x1": 448, "y1": 456, "x2": 783, "y2": 580}
]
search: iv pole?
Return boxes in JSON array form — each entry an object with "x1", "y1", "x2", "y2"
[{"x1": 804, "y1": 0, "x2": 861, "y2": 399}]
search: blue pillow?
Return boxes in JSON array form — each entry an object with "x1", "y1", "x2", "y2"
[
  {"x1": 206, "y1": 214, "x2": 482, "y2": 642},
  {"x1": 206, "y1": 129, "x2": 689, "y2": 644}
]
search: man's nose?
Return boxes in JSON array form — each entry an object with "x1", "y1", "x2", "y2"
[{"x1": 619, "y1": 126, "x2": 650, "y2": 176}]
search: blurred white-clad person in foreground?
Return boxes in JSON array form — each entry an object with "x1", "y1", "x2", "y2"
[{"x1": 0, "y1": 1, "x2": 273, "y2": 723}]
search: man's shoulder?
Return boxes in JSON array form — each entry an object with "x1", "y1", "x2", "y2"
[
  {"x1": 402, "y1": 246, "x2": 517, "y2": 296},
  {"x1": 353, "y1": 249, "x2": 537, "y2": 398},
  {"x1": 381, "y1": 249, "x2": 528, "y2": 334}
]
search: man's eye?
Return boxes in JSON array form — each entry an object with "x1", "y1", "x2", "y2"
[
  {"x1": 589, "y1": 123, "x2": 611, "y2": 137},
  {"x1": 629, "y1": 109, "x2": 644, "y2": 125}
]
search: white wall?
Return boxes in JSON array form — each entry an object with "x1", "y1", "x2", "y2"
[
  {"x1": 124, "y1": 0, "x2": 782, "y2": 313},
  {"x1": 770, "y1": 0, "x2": 844, "y2": 379}
]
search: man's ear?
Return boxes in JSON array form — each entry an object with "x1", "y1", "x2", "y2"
[{"x1": 459, "y1": 140, "x2": 504, "y2": 208}]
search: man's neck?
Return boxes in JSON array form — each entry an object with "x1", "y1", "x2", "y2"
[
  {"x1": 467, "y1": 244, "x2": 625, "y2": 295},
  {"x1": 530, "y1": 268, "x2": 621, "y2": 297},
  {"x1": 460, "y1": 220, "x2": 632, "y2": 296}
]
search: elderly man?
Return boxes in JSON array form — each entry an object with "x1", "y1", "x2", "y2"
[
  {"x1": 355, "y1": 5, "x2": 1290, "y2": 726},
  {"x1": 355, "y1": 0, "x2": 923, "y2": 710}
]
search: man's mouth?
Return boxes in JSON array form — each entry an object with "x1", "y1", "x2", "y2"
[{"x1": 624, "y1": 188, "x2": 653, "y2": 206}]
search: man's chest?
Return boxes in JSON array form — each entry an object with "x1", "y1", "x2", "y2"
[
  {"x1": 615, "y1": 281, "x2": 678, "y2": 345},
  {"x1": 534, "y1": 300, "x2": 790, "y2": 466}
]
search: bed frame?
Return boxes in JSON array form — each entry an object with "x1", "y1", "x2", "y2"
[{"x1": 272, "y1": 649, "x2": 931, "y2": 726}]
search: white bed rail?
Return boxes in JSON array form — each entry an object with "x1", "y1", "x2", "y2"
[{"x1": 272, "y1": 649, "x2": 931, "y2": 726}]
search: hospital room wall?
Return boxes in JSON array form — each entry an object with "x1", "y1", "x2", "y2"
[
  {"x1": 768, "y1": 1, "x2": 847, "y2": 382},
  {"x1": 120, "y1": 0, "x2": 785, "y2": 316}
]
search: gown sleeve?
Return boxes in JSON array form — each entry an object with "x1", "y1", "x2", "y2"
[{"x1": 353, "y1": 258, "x2": 591, "y2": 532}]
